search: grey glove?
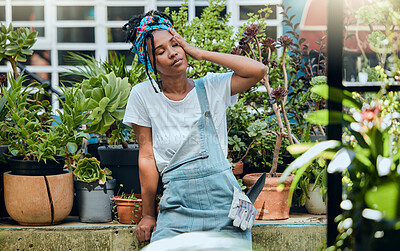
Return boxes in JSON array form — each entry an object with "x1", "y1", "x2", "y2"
[{"x1": 228, "y1": 187, "x2": 257, "y2": 231}]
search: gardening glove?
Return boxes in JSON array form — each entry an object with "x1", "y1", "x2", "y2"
[{"x1": 228, "y1": 187, "x2": 257, "y2": 231}]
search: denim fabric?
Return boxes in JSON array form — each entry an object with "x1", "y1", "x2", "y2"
[{"x1": 151, "y1": 79, "x2": 252, "y2": 245}]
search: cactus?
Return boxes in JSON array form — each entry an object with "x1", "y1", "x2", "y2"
[{"x1": 80, "y1": 72, "x2": 131, "y2": 137}]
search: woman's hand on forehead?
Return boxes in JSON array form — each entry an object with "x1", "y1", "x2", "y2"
[{"x1": 169, "y1": 28, "x2": 204, "y2": 61}]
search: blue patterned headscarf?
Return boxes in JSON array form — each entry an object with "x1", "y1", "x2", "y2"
[{"x1": 131, "y1": 15, "x2": 174, "y2": 72}]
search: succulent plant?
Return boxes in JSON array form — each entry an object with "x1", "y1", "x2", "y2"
[
  {"x1": 74, "y1": 157, "x2": 112, "y2": 184},
  {"x1": 80, "y1": 72, "x2": 131, "y2": 137}
]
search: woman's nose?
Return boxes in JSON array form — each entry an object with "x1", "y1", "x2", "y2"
[{"x1": 168, "y1": 48, "x2": 178, "y2": 58}]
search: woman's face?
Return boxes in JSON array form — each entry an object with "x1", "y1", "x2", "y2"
[{"x1": 147, "y1": 29, "x2": 188, "y2": 77}]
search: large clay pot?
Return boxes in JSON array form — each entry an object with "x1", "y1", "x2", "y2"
[
  {"x1": 232, "y1": 162, "x2": 244, "y2": 179},
  {"x1": 243, "y1": 173, "x2": 294, "y2": 220},
  {"x1": 113, "y1": 194, "x2": 142, "y2": 224},
  {"x1": 305, "y1": 184, "x2": 326, "y2": 215},
  {"x1": 3, "y1": 171, "x2": 73, "y2": 225}
]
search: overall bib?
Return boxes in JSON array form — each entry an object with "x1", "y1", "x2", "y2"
[{"x1": 151, "y1": 78, "x2": 252, "y2": 244}]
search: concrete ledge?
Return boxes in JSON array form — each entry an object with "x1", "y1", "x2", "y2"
[{"x1": 0, "y1": 213, "x2": 326, "y2": 251}]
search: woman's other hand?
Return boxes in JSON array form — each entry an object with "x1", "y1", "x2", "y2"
[{"x1": 136, "y1": 215, "x2": 157, "y2": 242}]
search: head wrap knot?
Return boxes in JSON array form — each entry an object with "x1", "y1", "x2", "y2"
[{"x1": 131, "y1": 15, "x2": 174, "y2": 72}]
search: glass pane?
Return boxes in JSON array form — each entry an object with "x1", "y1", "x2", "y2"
[
  {"x1": 265, "y1": 26, "x2": 277, "y2": 40},
  {"x1": 14, "y1": 27, "x2": 45, "y2": 37},
  {"x1": 59, "y1": 73, "x2": 84, "y2": 87},
  {"x1": 12, "y1": 6, "x2": 44, "y2": 21},
  {"x1": 0, "y1": 6, "x2": 5, "y2": 21},
  {"x1": 26, "y1": 50, "x2": 51, "y2": 66},
  {"x1": 195, "y1": 6, "x2": 226, "y2": 18},
  {"x1": 58, "y1": 50, "x2": 95, "y2": 65},
  {"x1": 108, "y1": 50, "x2": 135, "y2": 65},
  {"x1": 108, "y1": 27, "x2": 126, "y2": 42},
  {"x1": 240, "y1": 5, "x2": 277, "y2": 20},
  {"x1": 57, "y1": 27, "x2": 95, "y2": 43},
  {"x1": 24, "y1": 73, "x2": 51, "y2": 87},
  {"x1": 107, "y1": 6, "x2": 144, "y2": 21},
  {"x1": 158, "y1": 6, "x2": 181, "y2": 14},
  {"x1": 57, "y1": 6, "x2": 95, "y2": 20}
]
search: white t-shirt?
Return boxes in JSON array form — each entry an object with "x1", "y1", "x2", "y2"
[{"x1": 123, "y1": 72, "x2": 237, "y2": 173}]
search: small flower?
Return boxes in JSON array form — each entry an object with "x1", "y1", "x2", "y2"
[
  {"x1": 261, "y1": 37, "x2": 276, "y2": 53},
  {"x1": 340, "y1": 200, "x2": 353, "y2": 210},
  {"x1": 0, "y1": 74, "x2": 6, "y2": 84},
  {"x1": 270, "y1": 87, "x2": 288, "y2": 101},
  {"x1": 230, "y1": 46, "x2": 243, "y2": 55},
  {"x1": 277, "y1": 35, "x2": 294, "y2": 48},
  {"x1": 243, "y1": 24, "x2": 263, "y2": 37},
  {"x1": 362, "y1": 208, "x2": 383, "y2": 221},
  {"x1": 376, "y1": 155, "x2": 392, "y2": 176}
]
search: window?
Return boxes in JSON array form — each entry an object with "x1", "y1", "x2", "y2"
[
  {"x1": 0, "y1": 6, "x2": 5, "y2": 21},
  {"x1": 57, "y1": 27, "x2": 95, "y2": 43},
  {"x1": 58, "y1": 50, "x2": 95, "y2": 66},
  {"x1": 57, "y1": 6, "x2": 95, "y2": 20},
  {"x1": 12, "y1": 6, "x2": 44, "y2": 21},
  {"x1": 107, "y1": 6, "x2": 144, "y2": 21},
  {"x1": 240, "y1": 5, "x2": 277, "y2": 20}
]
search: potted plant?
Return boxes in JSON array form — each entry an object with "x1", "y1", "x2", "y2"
[
  {"x1": 112, "y1": 192, "x2": 143, "y2": 224},
  {"x1": 1, "y1": 73, "x2": 73, "y2": 225},
  {"x1": 229, "y1": 6, "x2": 297, "y2": 220},
  {"x1": 281, "y1": 82, "x2": 400, "y2": 249},
  {"x1": 73, "y1": 157, "x2": 116, "y2": 222}
]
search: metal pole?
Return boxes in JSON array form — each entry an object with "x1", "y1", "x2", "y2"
[{"x1": 327, "y1": 0, "x2": 343, "y2": 246}]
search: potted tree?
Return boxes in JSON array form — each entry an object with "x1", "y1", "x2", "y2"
[
  {"x1": 231, "y1": 6, "x2": 296, "y2": 220},
  {"x1": 73, "y1": 157, "x2": 116, "y2": 222}
]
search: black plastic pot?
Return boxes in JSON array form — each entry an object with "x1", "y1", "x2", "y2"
[
  {"x1": 98, "y1": 145, "x2": 141, "y2": 194},
  {"x1": 74, "y1": 179, "x2": 116, "y2": 223},
  {"x1": 7, "y1": 155, "x2": 66, "y2": 176}
]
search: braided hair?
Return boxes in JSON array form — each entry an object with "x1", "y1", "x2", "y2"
[{"x1": 122, "y1": 10, "x2": 175, "y2": 93}]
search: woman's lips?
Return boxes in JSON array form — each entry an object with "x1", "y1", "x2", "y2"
[{"x1": 172, "y1": 58, "x2": 182, "y2": 66}]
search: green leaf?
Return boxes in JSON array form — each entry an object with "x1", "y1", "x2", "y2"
[
  {"x1": 365, "y1": 182, "x2": 400, "y2": 220},
  {"x1": 66, "y1": 142, "x2": 78, "y2": 154},
  {"x1": 305, "y1": 110, "x2": 343, "y2": 125}
]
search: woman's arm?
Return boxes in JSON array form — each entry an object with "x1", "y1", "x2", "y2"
[
  {"x1": 132, "y1": 123, "x2": 159, "y2": 242},
  {"x1": 169, "y1": 28, "x2": 265, "y2": 95}
]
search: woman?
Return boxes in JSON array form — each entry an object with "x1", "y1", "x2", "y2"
[{"x1": 122, "y1": 10, "x2": 265, "y2": 245}]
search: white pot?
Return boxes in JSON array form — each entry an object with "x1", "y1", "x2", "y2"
[
  {"x1": 358, "y1": 72, "x2": 368, "y2": 84},
  {"x1": 305, "y1": 184, "x2": 326, "y2": 215}
]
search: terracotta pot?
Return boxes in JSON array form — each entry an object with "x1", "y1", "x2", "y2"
[
  {"x1": 113, "y1": 194, "x2": 142, "y2": 224},
  {"x1": 242, "y1": 173, "x2": 294, "y2": 220},
  {"x1": 232, "y1": 162, "x2": 244, "y2": 179},
  {"x1": 3, "y1": 171, "x2": 73, "y2": 225}
]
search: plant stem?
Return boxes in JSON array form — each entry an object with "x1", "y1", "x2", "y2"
[
  {"x1": 280, "y1": 99, "x2": 294, "y2": 145},
  {"x1": 238, "y1": 138, "x2": 257, "y2": 163},
  {"x1": 269, "y1": 133, "x2": 282, "y2": 177},
  {"x1": 254, "y1": 36, "x2": 263, "y2": 63},
  {"x1": 282, "y1": 47, "x2": 288, "y2": 104},
  {"x1": 8, "y1": 57, "x2": 18, "y2": 78}
]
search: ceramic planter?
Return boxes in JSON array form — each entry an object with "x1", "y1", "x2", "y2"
[
  {"x1": 3, "y1": 171, "x2": 73, "y2": 225},
  {"x1": 305, "y1": 184, "x2": 326, "y2": 215},
  {"x1": 113, "y1": 194, "x2": 142, "y2": 224},
  {"x1": 74, "y1": 179, "x2": 117, "y2": 223},
  {"x1": 243, "y1": 173, "x2": 294, "y2": 220},
  {"x1": 0, "y1": 145, "x2": 9, "y2": 217}
]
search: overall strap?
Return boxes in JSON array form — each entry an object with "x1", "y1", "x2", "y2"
[{"x1": 194, "y1": 78, "x2": 210, "y2": 115}]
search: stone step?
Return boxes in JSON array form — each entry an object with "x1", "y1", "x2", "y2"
[{"x1": 0, "y1": 213, "x2": 326, "y2": 251}]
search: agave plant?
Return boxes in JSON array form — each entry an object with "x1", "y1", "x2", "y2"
[
  {"x1": 74, "y1": 157, "x2": 112, "y2": 184},
  {"x1": 79, "y1": 72, "x2": 131, "y2": 146}
]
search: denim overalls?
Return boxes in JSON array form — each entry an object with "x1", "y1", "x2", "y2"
[{"x1": 151, "y1": 78, "x2": 252, "y2": 245}]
